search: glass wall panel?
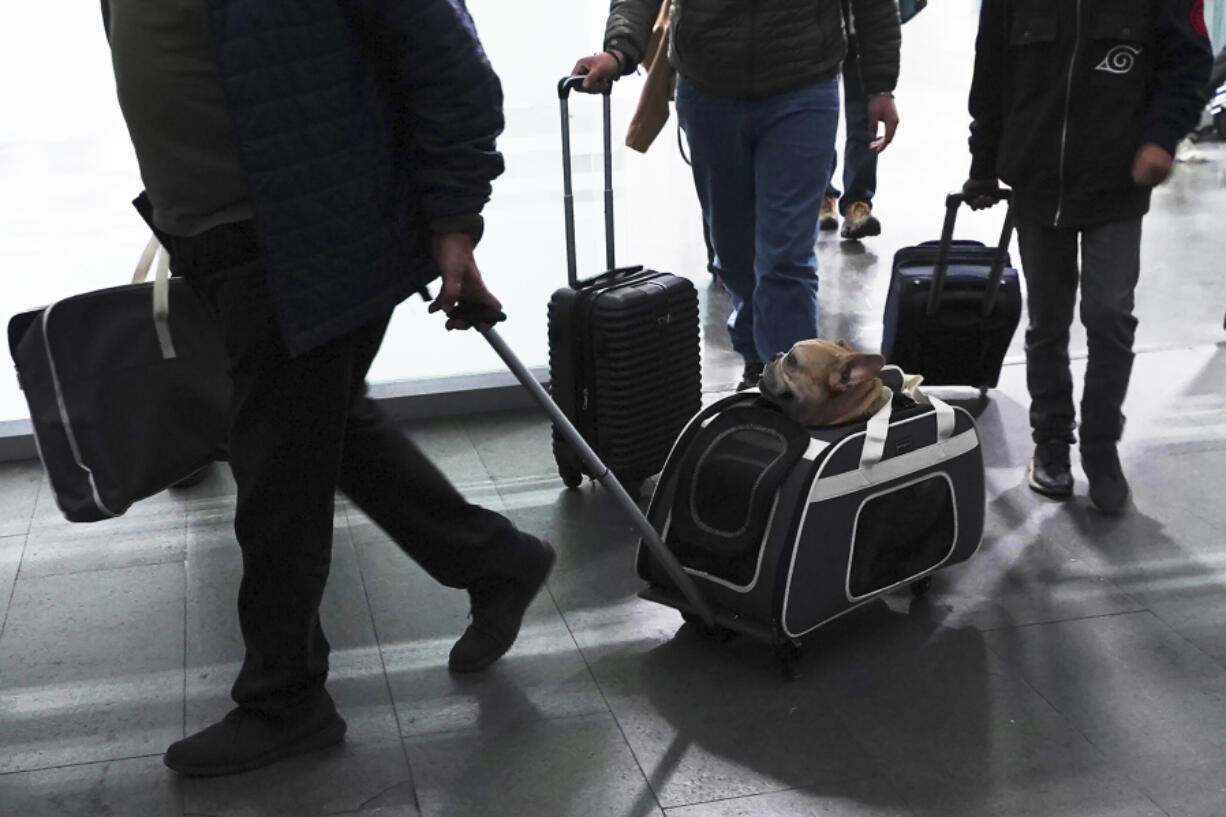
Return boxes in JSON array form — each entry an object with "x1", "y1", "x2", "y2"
[{"x1": 0, "y1": 1, "x2": 707, "y2": 423}]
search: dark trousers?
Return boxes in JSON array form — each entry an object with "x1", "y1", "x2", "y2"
[
  {"x1": 825, "y1": 41, "x2": 878, "y2": 211},
  {"x1": 1014, "y1": 215, "x2": 1143, "y2": 448},
  {"x1": 175, "y1": 250, "x2": 518, "y2": 712}
]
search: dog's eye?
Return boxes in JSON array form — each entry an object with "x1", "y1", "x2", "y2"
[{"x1": 785, "y1": 353, "x2": 797, "y2": 368}]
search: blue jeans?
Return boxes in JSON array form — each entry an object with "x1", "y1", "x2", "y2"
[
  {"x1": 677, "y1": 76, "x2": 839, "y2": 364},
  {"x1": 825, "y1": 43, "x2": 878, "y2": 211}
]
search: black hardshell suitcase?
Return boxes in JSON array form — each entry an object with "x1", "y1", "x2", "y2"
[
  {"x1": 548, "y1": 77, "x2": 701, "y2": 495},
  {"x1": 882, "y1": 191, "x2": 1022, "y2": 391}
]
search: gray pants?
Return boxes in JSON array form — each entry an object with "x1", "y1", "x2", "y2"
[{"x1": 1015, "y1": 216, "x2": 1142, "y2": 448}]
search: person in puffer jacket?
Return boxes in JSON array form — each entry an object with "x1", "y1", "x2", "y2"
[
  {"x1": 572, "y1": 0, "x2": 902, "y2": 392},
  {"x1": 102, "y1": 0, "x2": 555, "y2": 776},
  {"x1": 964, "y1": 0, "x2": 1212, "y2": 514}
]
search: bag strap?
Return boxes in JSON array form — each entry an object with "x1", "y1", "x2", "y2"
[
  {"x1": 858, "y1": 372, "x2": 957, "y2": 475},
  {"x1": 858, "y1": 395, "x2": 895, "y2": 476},
  {"x1": 902, "y1": 374, "x2": 956, "y2": 445},
  {"x1": 132, "y1": 234, "x2": 160, "y2": 284},
  {"x1": 131, "y1": 234, "x2": 177, "y2": 360}
]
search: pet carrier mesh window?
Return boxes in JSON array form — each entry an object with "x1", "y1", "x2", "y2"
[
  {"x1": 668, "y1": 407, "x2": 809, "y2": 587},
  {"x1": 847, "y1": 473, "x2": 956, "y2": 599}
]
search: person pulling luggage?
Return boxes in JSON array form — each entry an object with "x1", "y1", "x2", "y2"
[
  {"x1": 570, "y1": 0, "x2": 902, "y2": 391},
  {"x1": 101, "y1": 0, "x2": 553, "y2": 777},
  {"x1": 964, "y1": 0, "x2": 1213, "y2": 512}
]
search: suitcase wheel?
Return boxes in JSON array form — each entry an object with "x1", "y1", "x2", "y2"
[
  {"x1": 559, "y1": 463, "x2": 584, "y2": 490},
  {"x1": 775, "y1": 641, "x2": 803, "y2": 681},
  {"x1": 910, "y1": 576, "x2": 933, "y2": 597},
  {"x1": 681, "y1": 612, "x2": 735, "y2": 643}
]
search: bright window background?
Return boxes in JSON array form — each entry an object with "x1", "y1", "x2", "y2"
[
  {"x1": 0, "y1": 1, "x2": 705, "y2": 424},
  {"x1": 5, "y1": 1, "x2": 1222, "y2": 425}
]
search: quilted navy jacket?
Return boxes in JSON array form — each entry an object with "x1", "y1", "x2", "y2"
[{"x1": 102, "y1": 0, "x2": 505, "y2": 355}]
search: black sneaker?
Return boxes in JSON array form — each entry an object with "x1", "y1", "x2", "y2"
[
  {"x1": 737, "y1": 362, "x2": 765, "y2": 392},
  {"x1": 449, "y1": 534, "x2": 556, "y2": 673},
  {"x1": 1028, "y1": 441, "x2": 1074, "y2": 499},
  {"x1": 1083, "y1": 445, "x2": 1131, "y2": 514},
  {"x1": 163, "y1": 694, "x2": 346, "y2": 777}
]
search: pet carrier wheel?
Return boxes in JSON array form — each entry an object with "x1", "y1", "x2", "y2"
[
  {"x1": 911, "y1": 576, "x2": 933, "y2": 597},
  {"x1": 559, "y1": 463, "x2": 583, "y2": 489},
  {"x1": 681, "y1": 612, "x2": 734, "y2": 642}
]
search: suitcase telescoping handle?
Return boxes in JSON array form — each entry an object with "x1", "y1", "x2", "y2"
[
  {"x1": 928, "y1": 189, "x2": 1015, "y2": 319},
  {"x1": 447, "y1": 298, "x2": 719, "y2": 630},
  {"x1": 559, "y1": 76, "x2": 637, "y2": 290}
]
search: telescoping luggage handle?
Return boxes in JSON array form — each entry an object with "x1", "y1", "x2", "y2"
[
  {"x1": 927, "y1": 189, "x2": 1015, "y2": 319},
  {"x1": 446, "y1": 298, "x2": 718, "y2": 630},
  {"x1": 558, "y1": 76, "x2": 642, "y2": 290}
]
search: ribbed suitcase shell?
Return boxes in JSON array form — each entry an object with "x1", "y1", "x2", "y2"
[{"x1": 548, "y1": 269, "x2": 701, "y2": 486}]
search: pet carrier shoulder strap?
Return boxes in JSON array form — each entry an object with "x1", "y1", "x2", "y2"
[{"x1": 859, "y1": 374, "x2": 956, "y2": 476}]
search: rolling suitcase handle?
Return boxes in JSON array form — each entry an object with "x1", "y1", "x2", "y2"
[
  {"x1": 449, "y1": 298, "x2": 719, "y2": 630},
  {"x1": 558, "y1": 76, "x2": 643, "y2": 290},
  {"x1": 927, "y1": 189, "x2": 1015, "y2": 319}
]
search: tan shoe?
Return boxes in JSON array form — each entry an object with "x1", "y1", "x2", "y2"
[
  {"x1": 840, "y1": 201, "x2": 881, "y2": 240},
  {"x1": 819, "y1": 195, "x2": 839, "y2": 231}
]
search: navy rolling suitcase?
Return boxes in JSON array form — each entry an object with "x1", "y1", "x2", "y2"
[
  {"x1": 548, "y1": 77, "x2": 702, "y2": 496},
  {"x1": 882, "y1": 191, "x2": 1022, "y2": 392}
]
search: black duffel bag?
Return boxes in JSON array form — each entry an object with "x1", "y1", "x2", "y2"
[{"x1": 7, "y1": 236, "x2": 230, "y2": 522}]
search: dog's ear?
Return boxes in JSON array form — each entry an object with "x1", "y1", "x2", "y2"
[
  {"x1": 831, "y1": 353, "x2": 885, "y2": 391},
  {"x1": 835, "y1": 339, "x2": 853, "y2": 351}
]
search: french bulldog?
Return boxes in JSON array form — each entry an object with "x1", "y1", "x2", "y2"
[{"x1": 758, "y1": 339, "x2": 890, "y2": 427}]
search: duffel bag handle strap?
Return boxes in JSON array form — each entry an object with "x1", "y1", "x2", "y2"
[
  {"x1": 133, "y1": 234, "x2": 161, "y2": 284},
  {"x1": 131, "y1": 234, "x2": 177, "y2": 360}
]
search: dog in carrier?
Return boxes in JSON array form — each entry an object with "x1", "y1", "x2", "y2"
[{"x1": 637, "y1": 339, "x2": 985, "y2": 676}]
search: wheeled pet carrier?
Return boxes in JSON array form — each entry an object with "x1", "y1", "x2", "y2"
[
  {"x1": 636, "y1": 368, "x2": 985, "y2": 675},
  {"x1": 450, "y1": 295, "x2": 984, "y2": 679}
]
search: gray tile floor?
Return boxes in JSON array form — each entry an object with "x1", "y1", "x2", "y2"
[
  {"x1": 3, "y1": 261, "x2": 1226, "y2": 816},
  {"x1": 4, "y1": 3, "x2": 1226, "y2": 813}
]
